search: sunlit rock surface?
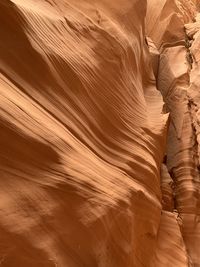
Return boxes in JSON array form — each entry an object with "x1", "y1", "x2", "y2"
[{"x1": 0, "y1": 0, "x2": 200, "y2": 266}]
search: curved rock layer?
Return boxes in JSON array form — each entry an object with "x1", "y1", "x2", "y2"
[{"x1": 0, "y1": 0, "x2": 200, "y2": 266}]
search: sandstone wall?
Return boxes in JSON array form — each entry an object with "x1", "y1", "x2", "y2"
[{"x1": 0, "y1": 0, "x2": 200, "y2": 266}]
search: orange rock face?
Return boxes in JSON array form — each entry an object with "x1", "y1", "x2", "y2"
[{"x1": 0, "y1": 0, "x2": 200, "y2": 266}]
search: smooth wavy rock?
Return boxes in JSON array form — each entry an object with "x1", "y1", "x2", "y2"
[
  {"x1": 0, "y1": 0, "x2": 169, "y2": 266},
  {"x1": 1, "y1": 0, "x2": 200, "y2": 266},
  {"x1": 150, "y1": 211, "x2": 189, "y2": 267}
]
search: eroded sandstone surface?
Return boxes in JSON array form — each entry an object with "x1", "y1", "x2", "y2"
[{"x1": 0, "y1": 0, "x2": 200, "y2": 266}]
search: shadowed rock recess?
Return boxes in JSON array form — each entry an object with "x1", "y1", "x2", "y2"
[{"x1": 1, "y1": 0, "x2": 200, "y2": 266}]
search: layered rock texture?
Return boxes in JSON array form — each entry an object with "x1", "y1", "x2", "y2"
[{"x1": 0, "y1": 0, "x2": 200, "y2": 266}]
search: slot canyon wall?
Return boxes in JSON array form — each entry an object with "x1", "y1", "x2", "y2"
[{"x1": 0, "y1": 0, "x2": 200, "y2": 266}]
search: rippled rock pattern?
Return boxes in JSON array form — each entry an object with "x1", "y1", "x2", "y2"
[{"x1": 0, "y1": 0, "x2": 200, "y2": 266}]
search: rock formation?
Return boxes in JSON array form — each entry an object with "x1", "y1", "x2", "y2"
[{"x1": 0, "y1": 0, "x2": 200, "y2": 266}]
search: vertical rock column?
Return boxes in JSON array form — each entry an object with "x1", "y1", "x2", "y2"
[
  {"x1": 146, "y1": 36, "x2": 191, "y2": 267},
  {"x1": 183, "y1": 13, "x2": 200, "y2": 266},
  {"x1": 147, "y1": 0, "x2": 198, "y2": 266}
]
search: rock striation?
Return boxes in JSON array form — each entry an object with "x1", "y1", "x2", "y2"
[{"x1": 0, "y1": 0, "x2": 200, "y2": 266}]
